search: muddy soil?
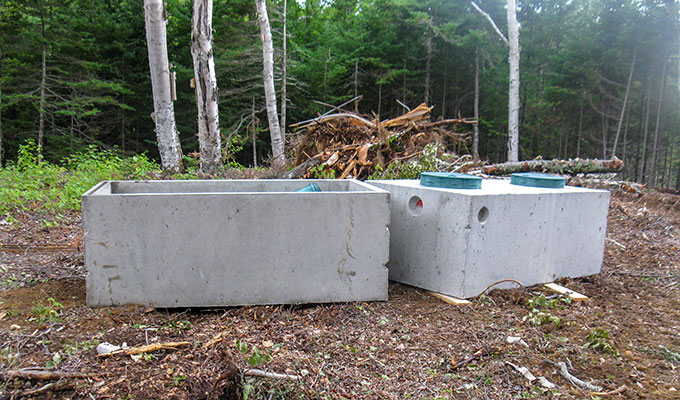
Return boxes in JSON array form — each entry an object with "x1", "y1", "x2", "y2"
[{"x1": 0, "y1": 190, "x2": 678, "y2": 399}]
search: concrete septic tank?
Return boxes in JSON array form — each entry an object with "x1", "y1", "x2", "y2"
[
  {"x1": 82, "y1": 179, "x2": 390, "y2": 307},
  {"x1": 369, "y1": 178, "x2": 610, "y2": 298}
]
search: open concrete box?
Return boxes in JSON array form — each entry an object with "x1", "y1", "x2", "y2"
[
  {"x1": 369, "y1": 179, "x2": 610, "y2": 298},
  {"x1": 82, "y1": 179, "x2": 390, "y2": 307}
]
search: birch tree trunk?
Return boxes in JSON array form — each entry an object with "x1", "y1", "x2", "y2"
[
  {"x1": 191, "y1": 0, "x2": 222, "y2": 175},
  {"x1": 473, "y1": 48, "x2": 480, "y2": 161},
  {"x1": 650, "y1": 58, "x2": 668, "y2": 186},
  {"x1": 255, "y1": 0, "x2": 285, "y2": 169},
  {"x1": 424, "y1": 21, "x2": 432, "y2": 105},
  {"x1": 0, "y1": 43, "x2": 3, "y2": 165},
  {"x1": 280, "y1": 0, "x2": 287, "y2": 140},
  {"x1": 144, "y1": 0, "x2": 183, "y2": 173},
  {"x1": 506, "y1": 0, "x2": 520, "y2": 162},
  {"x1": 38, "y1": 8, "x2": 47, "y2": 159},
  {"x1": 611, "y1": 48, "x2": 636, "y2": 157}
]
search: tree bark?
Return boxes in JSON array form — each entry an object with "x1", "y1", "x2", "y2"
[
  {"x1": 576, "y1": 91, "x2": 583, "y2": 158},
  {"x1": 354, "y1": 61, "x2": 359, "y2": 113},
  {"x1": 144, "y1": 0, "x2": 183, "y2": 173},
  {"x1": 0, "y1": 42, "x2": 3, "y2": 165},
  {"x1": 506, "y1": 0, "x2": 520, "y2": 162},
  {"x1": 483, "y1": 158, "x2": 624, "y2": 176},
  {"x1": 424, "y1": 18, "x2": 432, "y2": 105},
  {"x1": 191, "y1": 0, "x2": 222, "y2": 174},
  {"x1": 252, "y1": 96, "x2": 258, "y2": 167},
  {"x1": 38, "y1": 7, "x2": 47, "y2": 159},
  {"x1": 638, "y1": 77, "x2": 652, "y2": 183},
  {"x1": 650, "y1": 58, "x2": 668, "y2": 186},
  {"x1": 611, "y1": 48, "x2": 636, "y2": 157},
  {"x1": 280, "y1": 0, "x2": 287, "y2": 141},
  {"x1": 255, "y1": 0, "x2": 285, "y2": 169},
  {"x1": 473, "y1": 48, "x2": 480, "y2": 161}
]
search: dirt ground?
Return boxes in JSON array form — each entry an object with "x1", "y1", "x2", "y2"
[{"x1": 0, "y1": 188, "x2": 679, "y2": 399}]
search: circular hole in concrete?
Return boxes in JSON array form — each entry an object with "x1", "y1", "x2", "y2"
[
  {"x1": 408, "y1": 195, "x2": 424, "y2": 216},
  {"x1": 478, "y1": 206, "x2": 489, "y2": 223}
]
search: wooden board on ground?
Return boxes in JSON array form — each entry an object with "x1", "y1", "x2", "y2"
[
  {"x1": 428, "y1": 291, "x2": 471, "y2": 305},
  {"x1": 543, "y1": 283, "x2": 589, "y2": 302}
]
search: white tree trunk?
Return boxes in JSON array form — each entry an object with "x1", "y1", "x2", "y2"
[
  {"x1": 144, "y1": 0, "x2": 183, "y2": 173},
  {"x1": 473, "y1": 48, "x2": 480, "y2": 161},
  {"x1": 611, "y1": 48, "x2": 636, "y2": 157},
  {"x1": 191, "y1": 0, "x2": 222, "y2": 175},
  {"x1": 424, "y1": 22, "x2": 432, "y2": 105},
  {"x1": 38, "y1": 9, "x2": 47, "y2": 159},
  {"x1": 0, "y1": 43, "x2": 4, "y2": 165},
  {"x1": 255, "y1": 0, "x2": 285, "y2": 169},
  {"x1": 506, "y1": 0, "x2": 520, "y2": 162},
  {"x1": 280, "y1": 0, "x2": 287, "y2": 141}
]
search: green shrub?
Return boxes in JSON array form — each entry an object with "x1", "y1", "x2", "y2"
[{"x1": 0, "y1": 140, "x2": 160, "y2": 213}]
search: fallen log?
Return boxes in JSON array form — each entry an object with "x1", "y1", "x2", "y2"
[
  {"x1": 1, "y1": 368, "x2": 96, "y2": 381},
  {"x1": 96, "y1": 341, "x2": 190, "y2": 358},
  {"x1": 482, "y1": 157, "x2": 623, "y2": 176}
]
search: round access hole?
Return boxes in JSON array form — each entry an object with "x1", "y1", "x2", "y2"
[
  {"x1": 478, "y1": 206, "x2": 489, "y2": 223},
  {"x1": 408, "y1": 195, "x2": 424, "y2": 216}
]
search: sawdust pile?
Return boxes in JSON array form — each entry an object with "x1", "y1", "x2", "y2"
[{"x1": 288, "y1": 103, "x2": 474, "y2": 179}]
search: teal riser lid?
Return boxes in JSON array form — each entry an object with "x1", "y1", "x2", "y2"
[
  {"x1": 420, "y1": 172, "x2": 482, "y2": 189},
  {"x1": 297, "y1": 183, "x2": 321, "y2": 192},
  {"x1": 510, "y1": 172, "x2": 565, "y2": 188}
]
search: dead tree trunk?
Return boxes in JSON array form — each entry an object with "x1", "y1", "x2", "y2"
[
  {"x1": 191, "y1": 0, "x2": 222, "y2": 175},
  {"x1": 483, "y1": 158, "x2": 624, "y2": 176},
  {"x1": 638, "y1": 77, "x2": 652, "y2": 183},
  {"x1": 280, "y1": 0, "x2": 287, "y2": 141},
  {"x1": 144, "y1": 0, "x2": 183, "y2": 173},
  {"x1": 611, "y1": 47, "x2": 636, "y2": 157},
  {"x1": 650, "y1": 58, "x2": 668, "y2": 186},
  {"x1": 255, "y1": 0, "x2": 285, "y2": 169},
  {"x1": 473, "y1": 48, "x2": 480, "y2": 161}
]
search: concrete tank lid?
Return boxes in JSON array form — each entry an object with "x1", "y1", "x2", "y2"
[
  {"x1": 510, "y1": 172, "x2": 565, "y2": 188},
  {"x1": 420, "y1": 172, "x2": 482, "y2": 189}
]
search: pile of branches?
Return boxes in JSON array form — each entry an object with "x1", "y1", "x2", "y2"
[{"x1": 284, "y1": 103, "x2": 474, "y2": 180}]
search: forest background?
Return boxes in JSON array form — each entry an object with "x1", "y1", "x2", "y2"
[{"x1": 0, "y1": 0, "x2": 678, "y2": 188}]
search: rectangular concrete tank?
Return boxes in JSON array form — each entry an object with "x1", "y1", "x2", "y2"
[
  {"x1": 369, "y1": 179, "x2": 610, "y2": 298},
  {"x1": 82, "y1": 179, "x2": 390, "y2": 307}
]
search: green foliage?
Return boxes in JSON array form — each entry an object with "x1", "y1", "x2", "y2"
[
  {"x1": 236, "y1": 340, "x2": 272, "y2": 367},
  {"x1": 640, "y1": 345, "x2": 680, "y2": 364},
  {"x1": 584, "y1": 329, "x2": 618, "y2": 357},
  {"x1": 30, "y1": 297, "x2": 63, "y2": 324},
  {"x1": 523, "y1": 294, "x2": 574, "y2": 329},
  {"x1": 0, "y1": 140, "x2": 159, "y2": 213},
  {"x1": 527, "y1": 294, "x2": 572, "y2": 309},
  {"x1": 522, "y1": 309, "x2": 565, "y2": 329},
  {"x1": 309, "y1": 164, "x2": 336, "y2": 179},
  {"x1": 368, "y1": 142, "x2": 441, "y2": 179}
]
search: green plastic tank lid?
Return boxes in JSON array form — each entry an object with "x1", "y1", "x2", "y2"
[
  {"x1": 420, "y1": 172, "x2": 482, "y2": 189},
  {"x1": 510, "y1": 172, "x2": 565, "y2": 188},
  {"x1": 296, "y1": 183, "x2": 321, "y2": 192}
]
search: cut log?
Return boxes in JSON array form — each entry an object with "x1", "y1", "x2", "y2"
[
  {"x1": 482, "y1": 157, "x2": 623, "y2": 176},
  {"x1": 1, "y1": 369, "x2": 96, "y2": 381}
]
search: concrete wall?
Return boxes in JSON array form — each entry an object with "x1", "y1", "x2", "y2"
[
  {"x1": 369, "y1": 179, "x2": 610, "y2": 298},
  {"x1": 82, "y1": 180, "x2": 390, "y2": 307}
]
